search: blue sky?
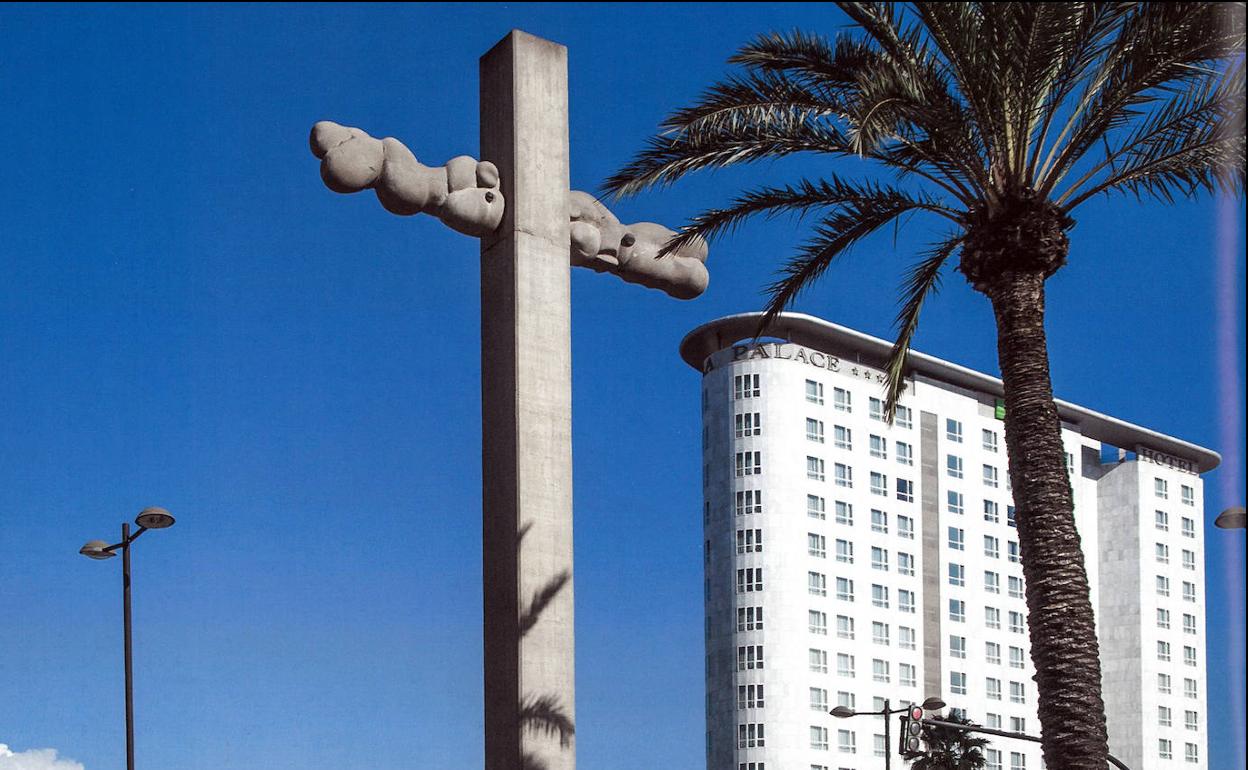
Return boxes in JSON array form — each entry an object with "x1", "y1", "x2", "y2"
[{"x1": 0, "y1": 4, "x2": 1243, "y2": 770}]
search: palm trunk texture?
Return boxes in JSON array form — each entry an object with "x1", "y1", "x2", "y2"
[{"x1": 988, "y1": 270, "x2": 1109, "y2": 770}]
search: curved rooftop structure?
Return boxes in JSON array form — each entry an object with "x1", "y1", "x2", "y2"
[{"x1": 681, "y1": 311, "x2": 1221, "y2": 473}]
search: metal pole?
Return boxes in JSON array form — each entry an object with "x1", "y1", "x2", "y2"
[
  {"x1": 883, "y1": 699, "x2": 891, "y2": 770},
  {"x1": 122, "y1": 522, "x2": 135, "y2": 770}
]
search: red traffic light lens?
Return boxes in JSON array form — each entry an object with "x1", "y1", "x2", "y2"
[{"x1": 910, "y1": 706, "x2": 924, "y2": 720}]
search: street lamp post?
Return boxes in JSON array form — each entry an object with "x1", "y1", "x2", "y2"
[
  {"x1": 79, "y1": 506, "x2": 176, "y2": 770},
  {"x1": 830, "y1": 695, "x2": 945, "y2": 770}
]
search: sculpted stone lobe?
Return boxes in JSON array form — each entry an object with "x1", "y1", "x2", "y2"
[
  {"x1": 309, "y1": 121, "x2": 504, "y2": 238},
  {"x1": 309, "y1": 121, "x2": 709, "y2": 299}
]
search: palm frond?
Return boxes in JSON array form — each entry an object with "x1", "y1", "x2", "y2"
[
  {"x1": 884, "y1": 233, "x2": 963, "y2": 422},
  {"x1": 518, "y1": 570, "x2": 571, "y2": 638},
  {"x1": 519, "y1": 694, "x2": 575, "y2": 748},
  {"x1": 731, "y1": 31, "x2": 875, "y2": 89},
  {"x1": 660, "y1": 70, "x2": 843, "y2": 140}
]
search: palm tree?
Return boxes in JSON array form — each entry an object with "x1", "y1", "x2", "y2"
[
  {"x1": 909, "y1": 715, "x2": 989, "y2": 770},
  {"x1": 603, "y1": 4, "x2": 1244, "y2": 768}
]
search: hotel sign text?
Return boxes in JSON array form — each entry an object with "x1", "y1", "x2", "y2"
[
  {"x1": 1136, "y1": 446, "x2": 1197, "y2": 475},
  {"x1": 707, "y1": 342, "x2": 890, "y2": 385}
]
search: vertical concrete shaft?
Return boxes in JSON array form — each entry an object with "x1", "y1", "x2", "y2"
[{"x1": 479, "y1": 31, "x2": 575, "y2": 770}]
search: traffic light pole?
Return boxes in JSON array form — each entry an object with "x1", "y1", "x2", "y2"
[
  {"x1": 918, "y1": 718, "x2": 1131, "y2": 770},
  {"x1": 883, "y1": 698, "x2": 891, "y2": 770}
]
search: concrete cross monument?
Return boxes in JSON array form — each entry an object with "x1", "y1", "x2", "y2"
[{"x1": 307, "y1": 30, "x2": 708, "y2": 770}]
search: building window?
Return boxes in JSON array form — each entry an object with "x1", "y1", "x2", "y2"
[
  {"x1": 1007, "y1": 541, "x2": 1020, "y2": 563},
  {"x1": 899, "y1": 663, "x2": 916, "y2": 687},
  {"x1": 946, "y1": 418, "x2": 963, "y2": 443},
  {"x1": 737, "y1": 722, "x2": 765, "y2": 748},
  {"x1": 831, "y1": 424, "x2": 850, "y2": 449},
  {"x1": 808, "y1": 456, "x2": 826, "y2": 481},
  {"x1": 983, "y1": 429, "x2": 998, "y2": 452},
  {"x1": 983, "y1": 464, "x2": 999, "y2": 488},
  {"x1": 837, "y1": 691, "x2": 856, "y2": 710},
  {"x1": 986, "y1": 641, "x2": 1001, "y2": 665},
  {"x1": 835, "y1": 539, "x2": 854, "y2": 564},
  {"x1": 1009, "y1": 717, "x2": 1026, "y2": 734},
  {"x1": 1009, "y1": 611, "x2": 1025, "y2": 633},
  {"x1": 736, "y1": 528, "x2": 763, "y2": 554},
  {"x1": 948, "y1": 491, "x2": 965, "y2": 515},
  {"x1": 896, "y1": 405, "x2": 913, "y2": 429},
  {"x1": 734, "y1": 374, "x2": 760, "y2": 400},
  {"x1": 984, "y1": 536, "x2": 1000, "y2": 558},
  {"x1": 870, "y1": 472, "x2": 888, "y2": 496},
  {"x1": 949, "y1": 599, "x2": 965, "y2": 623},
  {"x1": 837, "y1": 729, "x2": 857, "y2": 754},
  {"x1": 836, "y1": 615, "x2": 855, "y2": 640},
  {"x1": 1184, "y1": 678, "x2": 1198, "y2": 698},
  {"x1": 836, "y1": 653, "x2": 855, "y2": 678},
  {"x1": 985, "y1": 571, "x2": 1000, "y2": 594},
  {"x1": 735, "y1": 412, "x2": 762, "y2": 437},
  {"x1": 872, "y1": 658, "x2": 890, "y2": 683},
  {"x1": 872, "y1": 584, "x2": 890, "y2": 608},
  {"x1": 808, "y1": 572, "x2": 827, "y2": 597},
  {"x1": 1183, "y1": 581, "x2": 1197, "y2": 602},
  {"x1": 949, "y1": 563, "x2": 965, "y2": 587},
  {"x1": 1183, "y1": 613, "x2": 1197, "y2": 635},
  {"x1": 948, "y1": 527, "x2": 965, "y2": 551},
  {"x1": 950, "y1": 671, "x2": 967, "y2": 695},
  {"x1": 1158, "y1": 673, "x2": 1172, "y2": 694},
  {"x1": 1006, "y1": 506, "x2": 1016, "y2": 528},
  {"x1": 1181, "y1": 517, "x2": 1196, "y2": 538},
  {"x1": 986, "y1": 677, "x2": 1001, "y2": 700},
  {"x1": 1181, "y1": 484, "x2": 1195, "y2": 506},
  {"x1": 986, "y1": 749, "x2": 1002, "y2": 770},
  {"x1": 984, "y1": 500, "x2": 999, "y2": 523},
  {"x1": 871, "y1": 547, "x2": 889, "y2": 571},
  {"x1": 737, "y1": 645, "x2": 764, "y2": 670},
  {"x1": 833, "y1": 387, "x2": 851, "y2": 412},
  {"x1": 1009, "y1": 646, "x2": 1025, "y2": 669},
  {"x1": 1010, "y1": 752, "x2": 1026, "y2": 770},
  {"x1": 736, "y1": 451, "x2": 762, "y2": 477},
  {"x1": 1182, "y1": 549, "x2": 1196, "y2": 570},
  {"x1": 737, "y1": 568, "x2": 763, "y2": 593},
  {"x1": 1185, "y1": 743, "x2": 1199, "y2": 763},
  {"x1": 870, "y1": 434, "x2": 887, "y2": 459},
  {"x1": 809, "y1": 648, "x2": 828, "y2": 673},
  {"x1": 810, "y1": 726, "x2": 829, "y2": 751},
  {"x1": 1157, "y1": 641, "x2": 1171, "y2": 662},
  {"x1": 806, "y1": 379, "x2": 824, "y2": 404},
  {"x1": 1155, "y1": 477, "x2": 1169, "y2": 499},
  {"x1": 898, "y1": 514, "x2": 914, "y2": 539},
  {"x1": 870, "y1": 508, "x2": 889, "y2": 533},
  {"x1": 739, "y1": 684, "x2": 765, "y2": 710},
  {"x1": 809, "y1": 610, "x2": 828, "y2": 634},
  {"x1": 899, "y1": 589, "x2": 916, "y2": 614},
  {"x1": 896, "y1": 479, "x2": 915, "y2": 502},
  {"x1": 950, "y1": 634, "x2": 967, "y2": 659},
  {"x1": 1156, "y1": 510, "x2": 1170, "y2": 531},
  {"x1": 899, "y1": 626, "x2": 916, "y2": 650},
  {"x1": 1156, "y1": 575, "x2": 1171, "y2": 596},
  {"x1": 737, "y1": 490, "x2": 764, "y2": 516},
  {"x1": 1009, "y1": 681, "x2": 1026, "y2": 704},
  {"x1": 872, "y1": 621, "x2": 890, "y2": 646},
  {"x1": 1184, "y1": 710, "x2": 1199, "y2": 731},
  {"x1": 898, "y1": 552, "x2": 915, "y2": 576},
  {"x1": 1158, "y1": 739, "x2": 1172, "y2": 760},
  {"x1": 1183, "y1": 645, "x2": 1197, "y2": 666},
  {"x1": 947, "y1": 454, "x2": 964, "y2": 479},
  {"x1": 835, "y1": 500, "x2": 853, "y2": 525},
  {"x1": 896, "y1": 441, "x2": 913, "y2": 465},
  {"x1": 834, "y1": 463, "x2": 852, "y2": 487},
  {"x1": 808, "y1": 533, "x2": 827, "y2": 558},
  {"x1": 836, "y1": 577, "x2": 854, "y2": 602},
  {"x1": 869, "y1": 397, "x2": 885, "y2": 421},
  {"x1": 737, "y1": 606, "x2": 763, "y2": 631},
  {"x1": 985, "y1": 606, "x2": 1001, "y2": 629},
  {"x1": 806, "y1": 418, "x2": 825, "y2": 443},
  {"x1": 1156, "y1": 542, "x2": 1170, "y2": 563},
  {"x1": 1008, "y1": 576, "x2": 1024, "y2": 599}
]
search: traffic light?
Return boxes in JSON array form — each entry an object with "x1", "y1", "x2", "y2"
[{"x1": 898, "y1": 702, "x2": 925, "y2": 755}]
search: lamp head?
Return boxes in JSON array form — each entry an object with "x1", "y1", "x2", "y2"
[
  {"x1": 79, "y1": 540, "x2": 116, "y2": 560},
  {"x1": 135, "y1": 507, "x2": 175, "y2": 530},
  {"x1": 829, "y1": 706, "x2": 855, "y2": 718},
  {"x1": 921, "y1": 696, "x2": 947, "y2": 711},
  {"x1": 1215, "y1": 506, "x2": 1246, "y2": 530}
]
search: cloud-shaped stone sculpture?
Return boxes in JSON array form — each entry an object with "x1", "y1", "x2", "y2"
[
  {"x1": 309, "y1": 121, "x2": 505, "y2": 238},
  {"x1": 569, "y1": 191, "x2": 709, "y2": 300}
]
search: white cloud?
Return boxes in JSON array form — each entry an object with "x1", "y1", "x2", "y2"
[{"x1": 0, "y1": 744, "x2": 84, "y2": 770}]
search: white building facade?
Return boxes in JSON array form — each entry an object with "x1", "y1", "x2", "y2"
[{"x1": 680, "y1": 312, "x2": 1218, "y2": 770}]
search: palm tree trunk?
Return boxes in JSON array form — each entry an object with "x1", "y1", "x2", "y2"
[{"x1": 987, "y1": 270, "x2": 1108, "y2": 770}]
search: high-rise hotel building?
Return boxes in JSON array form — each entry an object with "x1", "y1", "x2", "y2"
[{"x1": 680, "y1": 312, "x2": 1219, "y2": 770}]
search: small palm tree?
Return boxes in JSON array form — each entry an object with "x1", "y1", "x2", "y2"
[
  {"x1": 909, "y1": 716, "x2": 989, "y2": 770},
  {"x1": 604, "y1": 4, "x2": 1244, "y2": 769}
]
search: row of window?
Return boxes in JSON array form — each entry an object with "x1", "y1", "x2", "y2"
[
  {"x1": 1155, "y1": 609, "x2": 1201, "y2": 634},
  {"x1": 1155, "y1": 575, "x2": 1200, "y2": 602},
  {"x1": 1157, "y1": 706, "x2": 1202, "y2": 730},
  {"x1": 1157, "y1": 740, "x2": 1201, "y2": 762},
  {"x1": 800, "y1": 378, "x2": 914, "y2": 428},
  {"x1": 1155, "y1": 477, "x2": 1197, "y2": 507},
  {"x1": 1156, "y1": 640, "x2": 1200, "y2": 666},
  {"x1": 807, "y1": 538, "x2": 917, "y2": 574},
  {"x1": 786, "y1": 581, "x2": 917, "y2": 611},
  {"x1": 805, "y1": 497, "x2": 917, "y2": 538},
  {"x1": 1155, "y1": 541, "x2": 1200, "y2": 569},
  {"x1": 1157, "y1": 673, "x2": 1201, "y2": 698},
  {"x1": 947, "y1": 600, "x2": 1027, "y2": 632},
  {"x1": 948, "y1": 672, "x2": 1027, "y2": 702},
  {"x1": 1155, "y1": 510, "x2": 1199, "y2": 537}
]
